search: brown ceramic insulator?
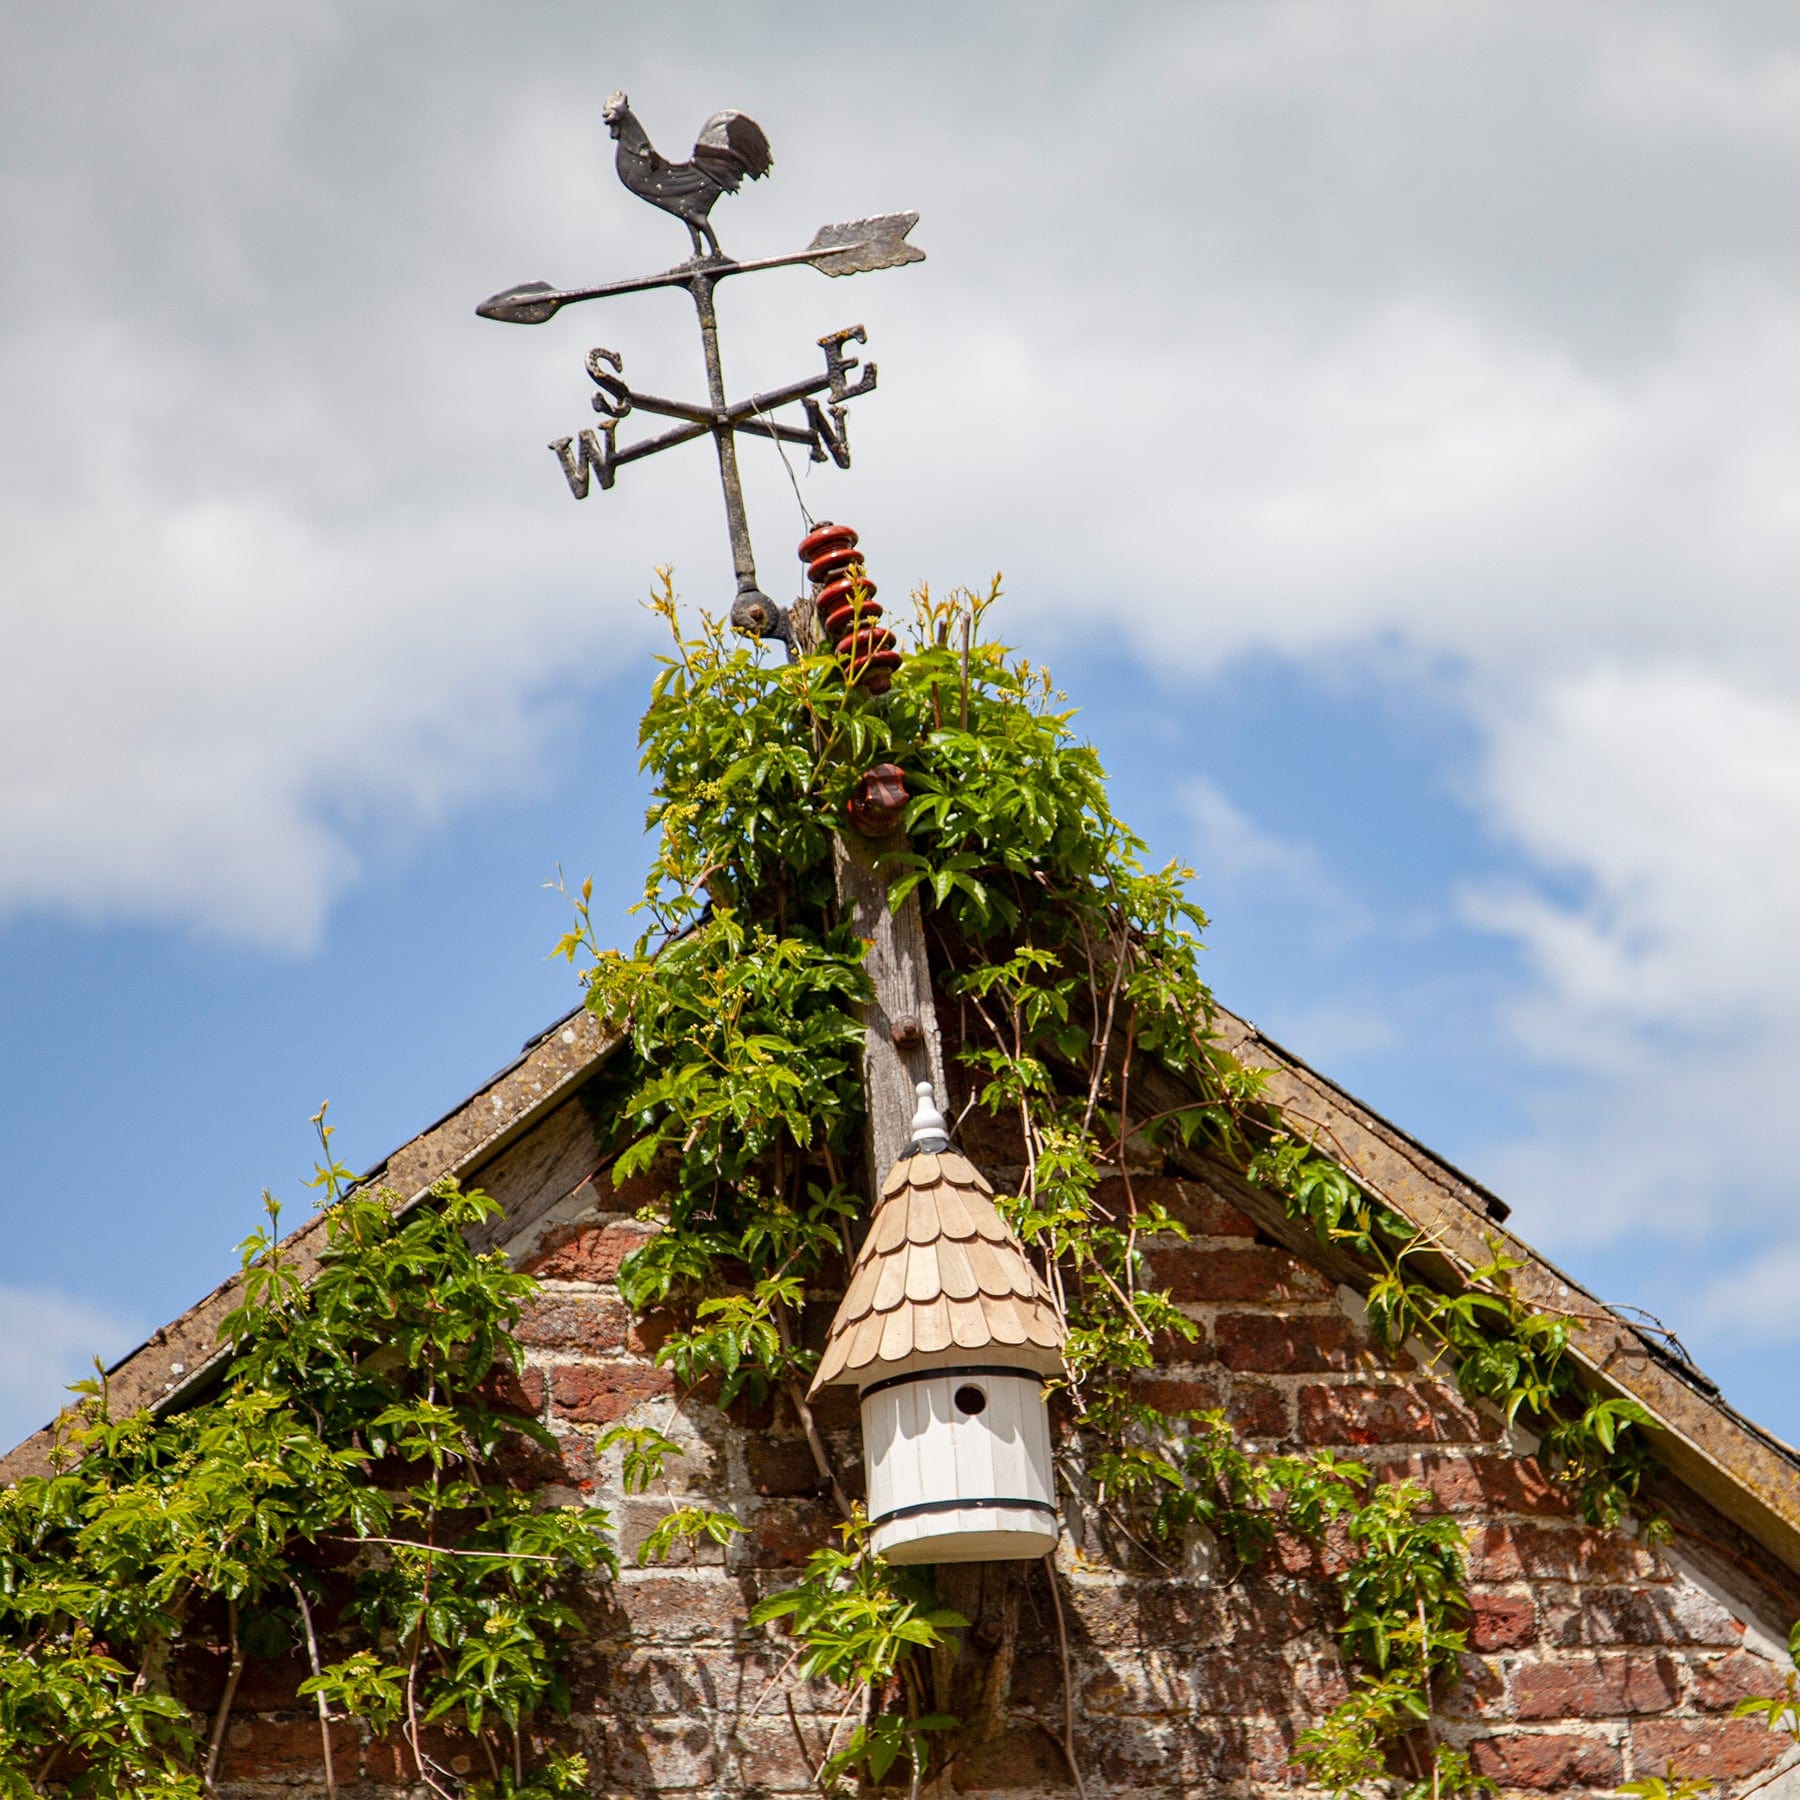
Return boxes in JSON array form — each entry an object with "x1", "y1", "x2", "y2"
[
  {"x1": 816, "y1": 573, "x2": 879, "y2": 629},
  {"x1": 847, "y1": 763, "x2": 909, "y2": 837},
  {"x1": 837, "y1": 628, "x2": 902, "y2": 690},
  {"x1": 798, "y1": 522, "x2": 857, "y2": 566},
  {"x1": 820, "y1": 602, "x2": 879, "y2": 641},
  {"x1": 807, "y1": 545, "x2": 863, "y2": 585}
]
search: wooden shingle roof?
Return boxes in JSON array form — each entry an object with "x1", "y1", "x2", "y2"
[{"x1": 810, "y1": 1147, "x2": 1066, "y2": 1392}]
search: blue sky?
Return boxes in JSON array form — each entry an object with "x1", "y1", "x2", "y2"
[{"x1": 6, "y1": 2, "x2": 1800, "y2": 1452}]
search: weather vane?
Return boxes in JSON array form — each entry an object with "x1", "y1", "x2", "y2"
[{"x1": 476, "y1": 91, "x2": 924, "y2": 643}]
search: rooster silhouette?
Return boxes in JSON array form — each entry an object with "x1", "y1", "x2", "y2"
[{"x1": 601, "y1": 92, "x2": 773, "y2": 258}]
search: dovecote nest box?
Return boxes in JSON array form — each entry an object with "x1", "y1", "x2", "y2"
[{"x1": 811, "y1": 1086, "x2": 1067, "y2": 1564}]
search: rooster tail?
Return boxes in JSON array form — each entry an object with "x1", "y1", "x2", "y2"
[{"x1": 694, "y1": 110, "x2": 773, "y2": 182}]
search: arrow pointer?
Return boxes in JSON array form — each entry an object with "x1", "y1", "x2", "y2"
[{"x1": 476, "y1": 212, "x2": 924, "y2": 325}]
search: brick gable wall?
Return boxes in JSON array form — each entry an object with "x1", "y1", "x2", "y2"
[{"x1": 203, "y1": 1098, "x2": 1800, "y2": 1799}]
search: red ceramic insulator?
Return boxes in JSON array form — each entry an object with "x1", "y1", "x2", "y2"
[
  {"x1": 815, "y1": 573, "x2": 879, "y2": 627},
  {"x1": 837, "y1": 625, "x2": 900, "y2": 666},
  {"x1": 807, "y1": 545, "x2": 863, "y2": 585},
  {"x1": 798, "y1": 522, "x2": 857, "y2": 565}
]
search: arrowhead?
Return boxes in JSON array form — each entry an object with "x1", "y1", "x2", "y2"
[
  {"x1": 803, "y1": 213, "x2": 926, "y2": 278},
  {"x1": 475, "y1": 281, "x2": 564, "y2": 325}
]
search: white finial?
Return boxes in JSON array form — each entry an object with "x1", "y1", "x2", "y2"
[{"x1": 909, "y1": 1081, "x2": 950, "y2": 1150}]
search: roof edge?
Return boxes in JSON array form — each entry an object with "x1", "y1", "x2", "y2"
[{"x1": 0, "y1": 1007, "x2": 621, "y2": 1484}]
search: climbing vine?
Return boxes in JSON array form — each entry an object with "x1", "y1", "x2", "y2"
[
  {"x1": 545, "y1": 572, "x2": 1674, "y2": 1797},
  {"x1": 0, "y1": 1114, "x2": 610, "y2": 1799},
  {"x1": 0, "y1": 569, "x2": 1714, "y2": 1798}
]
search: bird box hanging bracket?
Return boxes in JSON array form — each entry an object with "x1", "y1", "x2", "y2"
[{"x1": 475, "y1": 92, "x2": 924, "y2": 642}]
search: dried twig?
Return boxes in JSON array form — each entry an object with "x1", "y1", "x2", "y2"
[
  {"x1": 203, "y1": 1596, "x2": 245, "y2": 1789},
  {"x1": 291, "y1": 1580, "x2": 338, "y2": 1800},
  {"x1": 1041, "y1": 1555, "x2": 1087, "y2": 1800}
]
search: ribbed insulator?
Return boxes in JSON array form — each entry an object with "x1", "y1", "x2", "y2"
[
  {"x1": 798, "y1": 522, "x2": 858, "y2": 566},
  {"x1": 798, "y1": 522, "x2": 900, "y2": 693},
  {"x1": 808, "y1": 545, "x2": 863, "y2": 585},
  {"x1": 816, "y1": 572, "x2": 879, "y2": 634}
]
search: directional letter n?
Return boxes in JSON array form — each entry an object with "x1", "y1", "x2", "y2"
[{"x1": 549, "y1": 426, "x2": 617, "y2": 499}]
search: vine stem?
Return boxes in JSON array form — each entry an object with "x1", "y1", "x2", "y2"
[
  {"x1": 291, "y1": 1579, "x2": 338, "y2": 1800},
  {"x1": 203, "y1": 1596, "x2": 244, "y2": 1789},
  {"x1": 1419, "y1": 1591, "x2": 1440, "y2": 1800},
  {"x1": 775, "y1": 1300, "x2": 852, "y2": 1520},
  {"x1": 788, "y1": 1378, "x2": 853, "y2": 1521},
  {"x1": 1042, "y1": 1555, "x2": 1087, "y2": 1800}
]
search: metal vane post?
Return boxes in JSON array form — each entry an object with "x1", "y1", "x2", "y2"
[{"x1": 476, "y1": 91, "x2": 924, "y2": 642}]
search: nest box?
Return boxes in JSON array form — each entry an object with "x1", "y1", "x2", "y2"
[{"x1": 811, "y1": 1085, "x2": 1067, "y2": 1563}]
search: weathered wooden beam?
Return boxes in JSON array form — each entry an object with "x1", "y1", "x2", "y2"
[
  {"x1": 788, "y1": 589, "x2": 950, "y2": 1197},
  {"x1": 834, "y1": 828, "x2": 948, "y2": 1196}
]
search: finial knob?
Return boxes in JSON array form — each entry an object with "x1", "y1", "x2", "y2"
[{"x1": 910, "y1": 1080, "x2": 950, "y2": 1151}]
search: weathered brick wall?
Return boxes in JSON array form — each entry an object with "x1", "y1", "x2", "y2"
[{"x1": 208, "y1": 1108, "x2": 1800, "y2": 1798}]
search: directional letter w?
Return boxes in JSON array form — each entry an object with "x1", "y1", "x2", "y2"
[{"x1": 549, "y1": 426, "x2": 617, "y2": 499}]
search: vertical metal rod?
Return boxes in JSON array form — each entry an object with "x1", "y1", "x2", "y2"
[{"x1": 690, "y1": 272, "x2": 761, "y2": 601}]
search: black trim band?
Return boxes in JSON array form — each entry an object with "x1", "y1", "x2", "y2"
[
  {"x1": 859, "y1": 1364, "x2": 1049, "y2": 1403},
  {"x1": 871, "y1": 1496, "x2": 1057, "y2": 1527}
]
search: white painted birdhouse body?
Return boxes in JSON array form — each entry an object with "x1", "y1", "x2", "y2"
[
  {"x1": 812, "y1": 1086, "x2": 1068, "y2": 1564},
  {"x1": 861, "y1": 1366, "x2": 1057, "y2": 1564}
]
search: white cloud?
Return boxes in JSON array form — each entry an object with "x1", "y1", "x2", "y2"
[
  {"x1": 1180, "y1": 777, "x2": 1323, "y2": 895},
  {"x1": 6, "y1": 4, "x2": 1800, "y2": 1373},
  {"x1": 0, "y1": 1285, "x2": 143, "y2": 1453},
  {"x1": 1467, "y1": 666, "x2": 1800, "y2": 1035}
]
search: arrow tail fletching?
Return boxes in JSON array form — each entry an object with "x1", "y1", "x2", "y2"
[{"x1": 803, "y1": 212, "x2": 925, "y2": 277}]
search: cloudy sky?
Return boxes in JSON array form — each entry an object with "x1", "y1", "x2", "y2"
[{"x1": 6, "y1": 1, "x2": 1800, "y2": 1449}]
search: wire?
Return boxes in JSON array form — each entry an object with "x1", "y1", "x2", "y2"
[{"x1": 751, "y1": 394, "x2": 816, "y2": 531}]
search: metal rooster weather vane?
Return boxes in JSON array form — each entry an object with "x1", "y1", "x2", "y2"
[{"x1": 476, "y1": 91, "x2": 924, "y2": 643}]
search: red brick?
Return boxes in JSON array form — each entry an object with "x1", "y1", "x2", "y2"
[
  {"x1": 616, "y1": 1496, "x2": 730, "y2": 1567},
  {"x1": 1082, "y1": 1654, "x2": 1191, "y2": 1716},
  {"x1": 1149, "y1": 1243, "x2": 1332, "y2": 1304},
  {"x1": 220, "y1": 1715, "x2": 359, "y2": 1780},
  {"x1": 1632, "y1": 1718, "x2": 1784, "y2": 1781},
  {"x1": 475, "y1": 1359, "x2": 546, "y2": 1417},
  {"x1": 736, "y1": 1498, "x2": 836, "y2": 1569},
  {"x1": 1468, "y1": 1731, "x2": 1622, "y2": 1789},
  {"x1": 1572, "y1": 1586, "x2": 1744, "y2": 1649},
  {"x1": 615, "y1": 1570, "x2": 749, "y2": 1640},
  {"x1": 954, "y1": 1723, "x2": 1071, "y2": 1788},
  {"x1": 1100, "y1": 1717, "x2": 1277, "y2": 1785},
  {"x1": 514, "y1": 1292, "x2": 631, "y2": 1353},
  {"x1": 1216, "y1": 1309, "x2": 1371, "y2": 1373},
  {"x1": 547, "y1": 1359, "x2": 674, "y2": 1424},
  {"x1": 1099, "y1": 1173, "x2": 1257, "y2": 1238},
  {"x1": 522, "y1": 1218, "x2": 657, "y2": 1283},
  {"x1": 1064, "y1": 1578, "x2": 1235, "y2": 1649},
  {"x1": 1512, "y1": 1654, "x2": 1681, "y2": 1719},
  {"x1": 1469, "y1": 1592, "x2": 1540, "y2": 1651},
  {"x1": 1298, "y1": 1380, "x2": 1499, "y2": 1447},
  {"x1": 747, "y1": 1434, "x2": 826, "y2": 1497},
  {"x1": 365, "y1": 1728, "x2": 487, "y2": 1783},
  {"x1": 1467, "y1": 1524, "x2": 1660, "y2": 1585},
  {"x1": 1133, "y1": 1375, "x2": 1288, "y2": 1437},
  {"x1": 1690, "y1": 1651, "x2": 1782, "y2": 1711},
  {"x1": 585, "y1": 1717, "x2": 718, "y2": 1789},
  {"x1": 1374, "y1": 1451, "x2": 1574, "y2": 1517},
  {"x1": 1269, "y1": 1522, "x2": 1354, "y2": 1579},
  {"x1": 1183, "y1": 1652, "x2": 1315, "y2": 1714},
  {"x1": 735, "y1": 1712, "x2": 832, "y2": 1790}
]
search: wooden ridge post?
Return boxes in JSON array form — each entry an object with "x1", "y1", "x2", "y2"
[{"x1": 790, "y1": 592, "x2": 948, "y2": 1199}]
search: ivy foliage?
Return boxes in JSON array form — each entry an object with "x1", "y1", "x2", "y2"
[
  {"x1": 2, "y1": 567, "x2": 1686, "y2": 1799},
  {"x1": 0, "y1": 1114, "x2": 611, "y2": 1799},
  {"x1": 545, "y1": 573, "x2": 1668, "y2": 1798}
]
